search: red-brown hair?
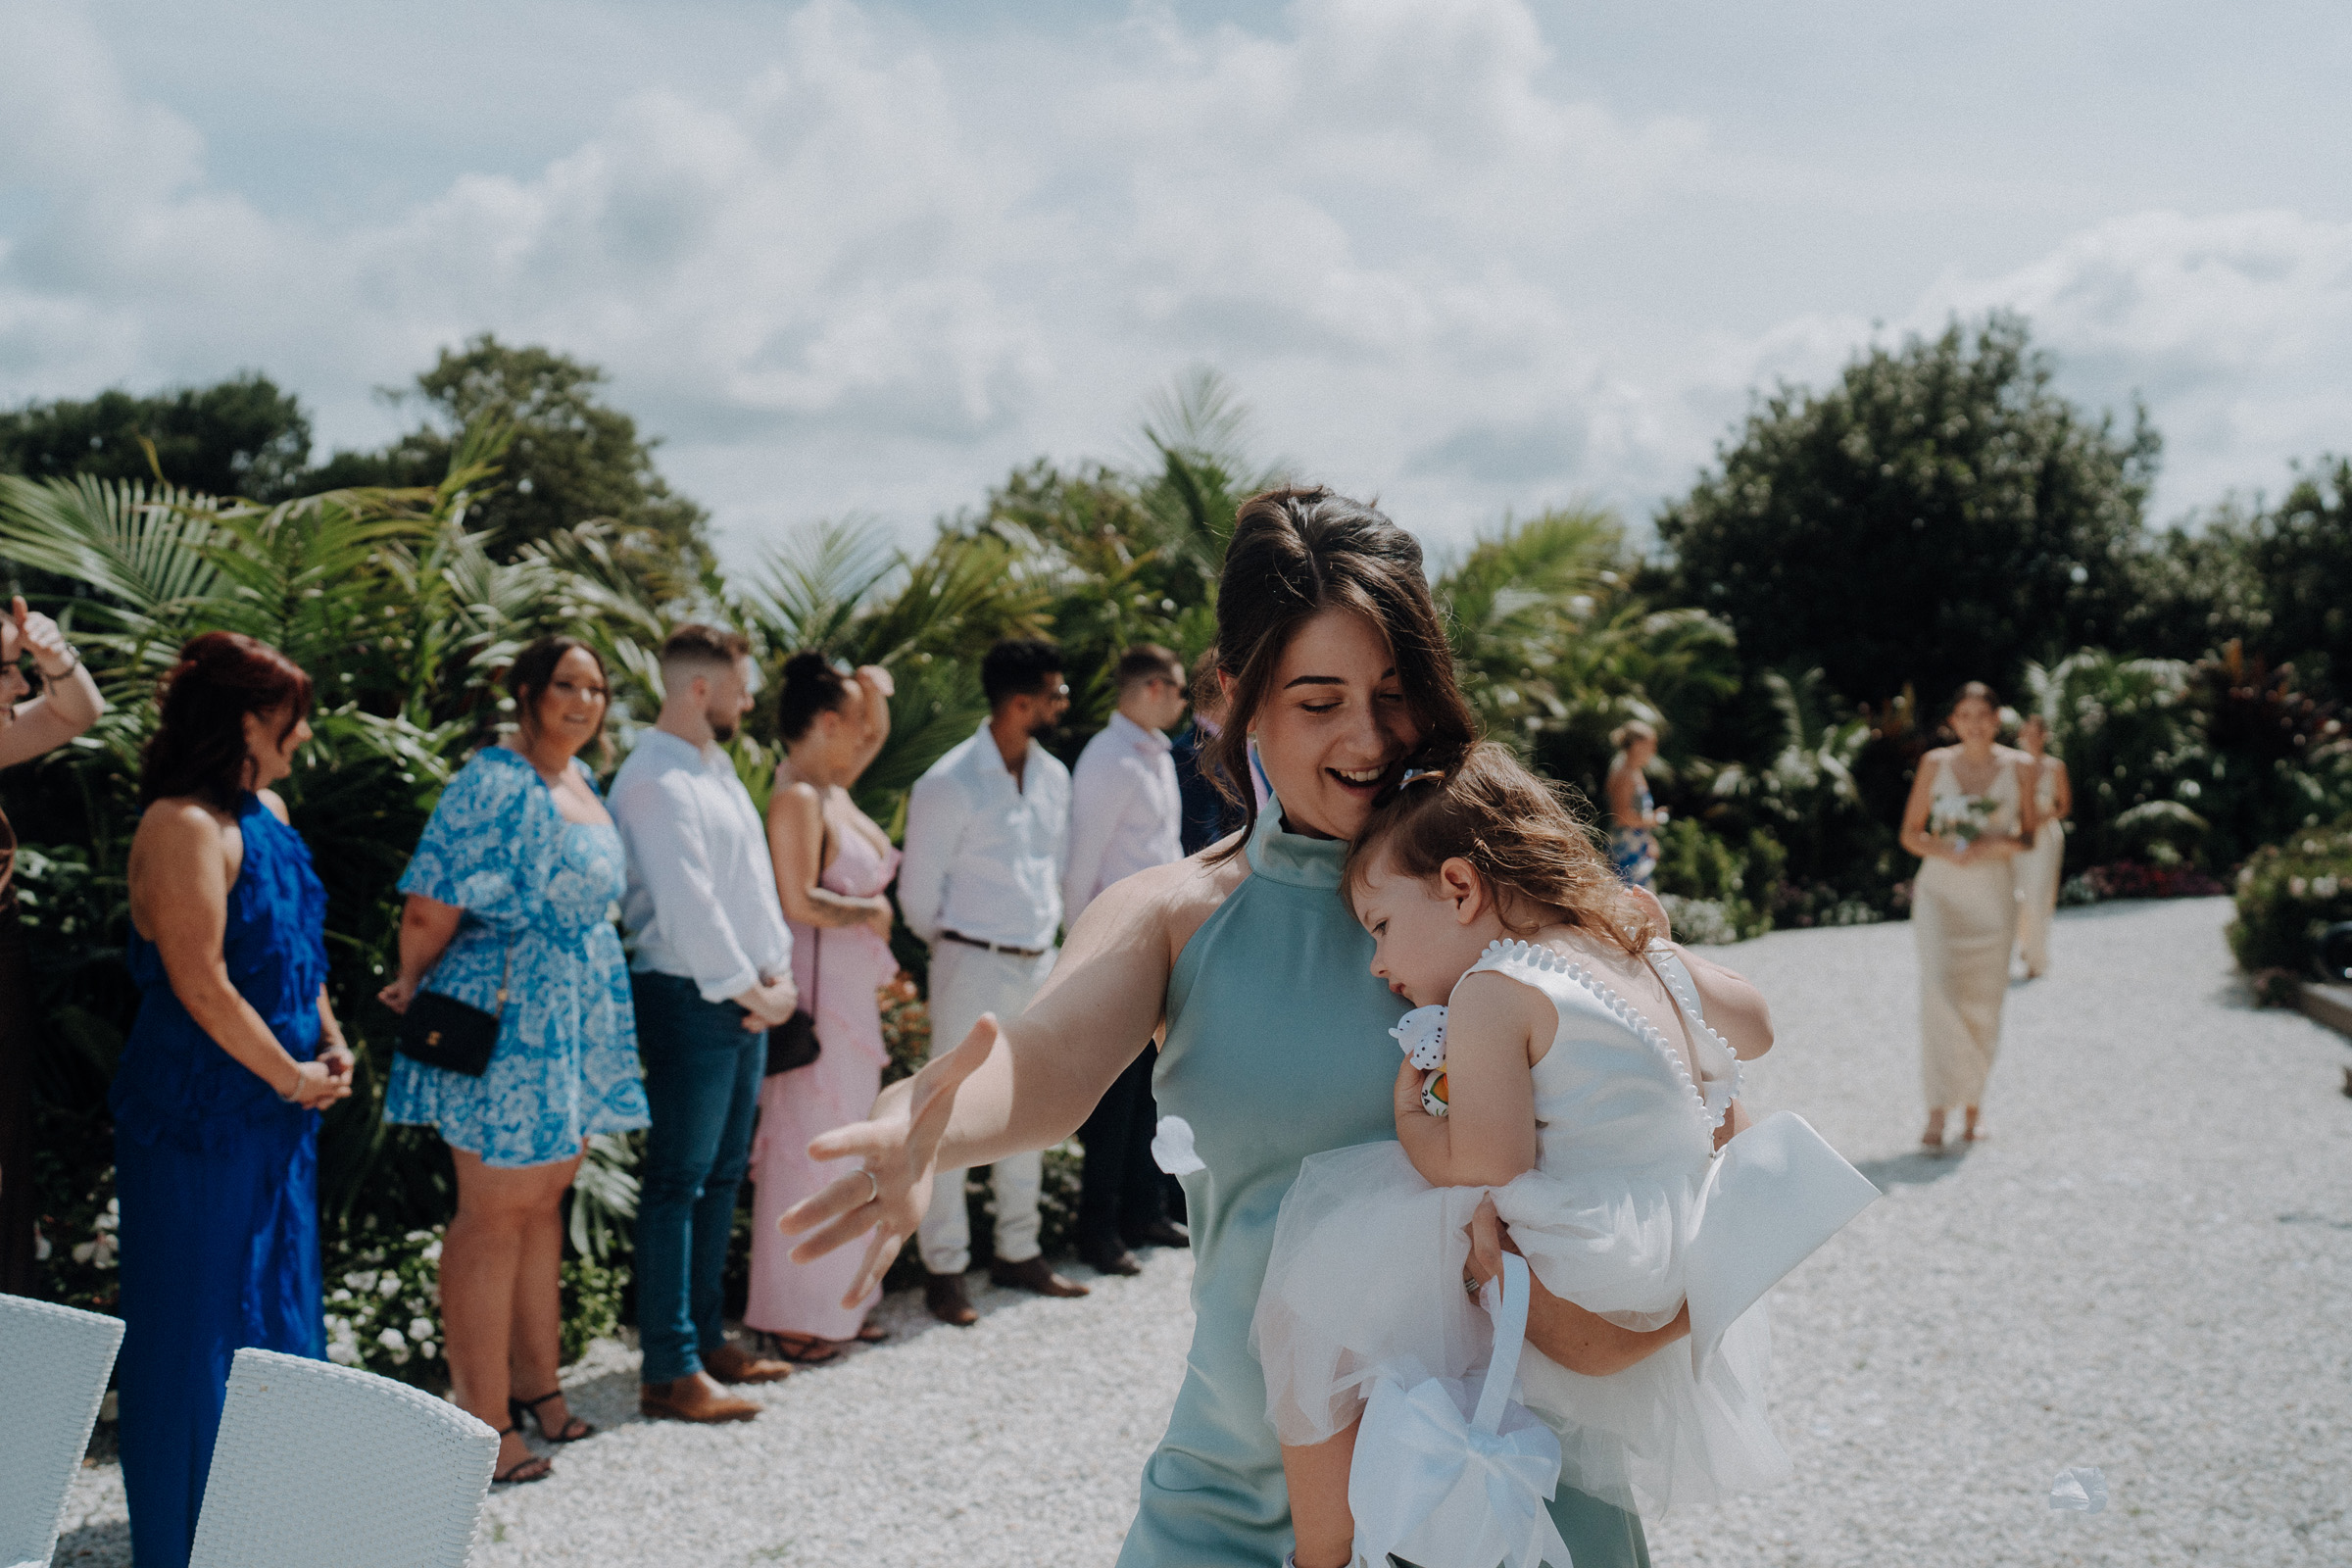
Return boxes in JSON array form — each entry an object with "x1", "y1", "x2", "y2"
[
  {"x1": 140, "y1": 632, "x2": 315, "y2": 809},
  {"x1": 1343, "y1": 742, "x2": 1662, "y2": 957}
]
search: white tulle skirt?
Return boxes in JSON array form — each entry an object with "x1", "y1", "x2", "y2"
[{"x1": 1251, "y1": 1141, "x2": 1788, "y2": 1517}]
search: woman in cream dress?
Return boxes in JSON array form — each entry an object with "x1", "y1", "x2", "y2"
[
  {"x1": 2012, "y1": 714, "x2": 2071, "y2": 978},
  {"x1": 1898, "y1": 683, "x2": 2037, "y2": 1151}
]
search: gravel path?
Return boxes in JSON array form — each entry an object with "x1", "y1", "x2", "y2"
[{"x1": 54, "y1": 896, "x2": 2352, "y2": 1565}]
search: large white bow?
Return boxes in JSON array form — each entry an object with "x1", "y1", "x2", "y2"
[{"x1": 1347, "y1": 1253, "x2": 1575, "y2": 1568}]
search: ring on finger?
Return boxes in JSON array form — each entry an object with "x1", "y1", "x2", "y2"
[{"x1": 858, "y1": 1168, "x2": 881, "y2": 1204}]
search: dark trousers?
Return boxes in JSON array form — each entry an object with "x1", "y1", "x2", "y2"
[
  {"x1": 631, "y1": 972, "x2": 764, "y2": 1384},
  {"x1": 1077, "y1": 1044, "x2": 1167, "y2": 1249}
]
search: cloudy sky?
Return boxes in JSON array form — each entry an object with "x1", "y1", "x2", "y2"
[{"x1": 3, "y1": 0, "x2": 2348, "y2": 565}]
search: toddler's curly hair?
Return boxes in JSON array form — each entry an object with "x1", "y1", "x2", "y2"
[{"x1": 1342, "y1": 741, "x2": 1663, "y2": 957}]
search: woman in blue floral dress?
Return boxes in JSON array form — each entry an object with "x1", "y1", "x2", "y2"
[{"x1": 380, "y1": 637, "x2": 650, "y2": 1484}]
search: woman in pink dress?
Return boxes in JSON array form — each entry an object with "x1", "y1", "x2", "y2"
[{"x1": 747, "y1": 653, "x2": 902, "y2": 1360}]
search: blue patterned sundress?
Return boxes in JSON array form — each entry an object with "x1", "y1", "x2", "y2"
[
  {"x1": 1611, "y1": 775, "x2": 1659, "y2": 890},
  {"x1": 384, "y1": 747, "x2": 650, "y2": 1166}
]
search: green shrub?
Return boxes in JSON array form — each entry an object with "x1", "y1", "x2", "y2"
[
  {"x1": 2110, "y1": 800, "x2": 2209, "y2": 865},
  {"x1": 2228, "y1": 822, "x2": 2352, "y2": 974},
  {"x1": 1653, "y1": 820, "x2": 1782, "y2": 941},
  {"x1": 561, "y1": 1254, "x2": 629, "y2": 1364}
]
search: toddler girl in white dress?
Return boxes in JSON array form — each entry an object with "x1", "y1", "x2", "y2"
[{"x1": 1252, "y1": 744, "x2": 1798, "y2": 1568}]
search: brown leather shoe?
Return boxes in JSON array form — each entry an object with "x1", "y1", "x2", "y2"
[
  {"x1": 925, "y1": 1270, "x2": 980, "y2": 1326},
  {"x1": 638, "y1": 1371, "x2": 760, "y2": 1423},
  {"x1": 705, "y1": 1340, "x2": 795, "y2": 1385},
  {"x1": 988, "y1": 1254, "x2": 1091, "y2": 1298}
]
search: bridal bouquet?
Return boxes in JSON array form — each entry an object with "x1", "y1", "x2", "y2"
[{"x1": 1929, "y1": 793, "x2": 2001, "y2": 848}]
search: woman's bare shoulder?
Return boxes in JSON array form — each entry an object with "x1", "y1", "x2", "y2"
[
  {"x1": 1124, "y1": 842, "x2": 1248, "y2": 916},
  {"x1": 129, "y1": 798, "x2": 234, "y2": 919},
  {"x1": 1065, "y1": 836, "x2": 1250, "y2": 961},
  {"x1": 135, "y1": 795, "x2": 227, "y2": 846},
  {"x1": 766, "y1": 776, "x2": 822, "y2": 817}
]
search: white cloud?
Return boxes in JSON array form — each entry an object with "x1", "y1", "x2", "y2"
[
  {"x1": 1694, "y1": 210, "x2": 2352, "y2": 521},
  {"x1": 1936, "y1": 210, "x2": 2352, "y2": 514},
  {"x1": 1, "y1": 0, "x2": 2345, "y2": 564}
]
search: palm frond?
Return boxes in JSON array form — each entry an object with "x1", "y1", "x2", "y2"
[{"x1": 743, "y1": 518, "x2": 902, "y2": 658}]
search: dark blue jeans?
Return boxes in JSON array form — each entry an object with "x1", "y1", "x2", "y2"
[{"x1": 631, "y1": 972, "x2": 764, "y2": 1385}]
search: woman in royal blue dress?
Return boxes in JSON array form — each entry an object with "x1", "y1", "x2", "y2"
[
  {"x1": 114, "y1": 632, "x2": 354, "y2": 1568},
  {"x1": 378, "y1": 636, "x2": 650, "y2": 1485}
]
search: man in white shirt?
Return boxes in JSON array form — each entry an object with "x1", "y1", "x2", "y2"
[
  {"x1": 898, "y1": 638, "x2": 1088, "y2": 1324},
  {"x1": 611, "y1": 624, "x2": 799, "y2": 1421},
  {"x1": 1063, "y1": 645, "x2": 1195, "y2": 1277}
]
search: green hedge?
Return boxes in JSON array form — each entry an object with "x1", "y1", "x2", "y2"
[
  {"x1": 2228, "y1": 820, "x2": 2352, "y2": 975},
  {"x1": 1654, "y1": 819, "x2": 1786, "y2": 943}
]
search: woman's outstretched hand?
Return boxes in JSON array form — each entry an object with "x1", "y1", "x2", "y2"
[{"x1": 779, "y1": 1009, "x2": 1002, "y2": 1307}]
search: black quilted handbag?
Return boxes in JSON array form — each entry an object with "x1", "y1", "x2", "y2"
[{"x1": 395, "y1": 947, "x2": 510, "y2": 1078}]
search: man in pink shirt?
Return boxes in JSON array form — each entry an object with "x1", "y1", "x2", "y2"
[{"x1": 1062, "y1": 645, "x2": 1195, "y2": 1276}]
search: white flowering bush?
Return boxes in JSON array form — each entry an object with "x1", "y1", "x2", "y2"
[
  {"x1": 323, "y1": 1226, "x2": 447, "y2": 1385},
  {"x1": 72, "y1": 1196, "x2": 120, "y2": 1268},
  {"x1": 2228, "y1": 820, "x2": 2352, "y2": 979},
  {"x1": 34, "y1": 1162, "x2": 121, "y2": 1314}
]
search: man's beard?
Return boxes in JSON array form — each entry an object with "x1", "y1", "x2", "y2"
[{"x1": 709, "y1": 712, "x2": 740, "y2": 744}]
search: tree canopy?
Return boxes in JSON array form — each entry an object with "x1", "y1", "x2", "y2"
[
  {"x1": 310, "y1": 334, "x2": 711, "y2": 584},
  {"x1": 2245, "y1": 459, "x2": 2352, "y2": 698},
  {"x1": 0, "y1": 372, "x2": 314, "y2": 501},
  {"x1": 1658, "y1": 313, "x2": 2160, "y2": 709}
]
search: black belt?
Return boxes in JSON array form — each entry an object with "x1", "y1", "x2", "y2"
[{"x1": 939, "y1": 929, "x2": 1048, "y2": 959}]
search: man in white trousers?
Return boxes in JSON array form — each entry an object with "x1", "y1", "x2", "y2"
[{"x1": 897, "y1": 637, "x2": 1089, "y2": 1324}]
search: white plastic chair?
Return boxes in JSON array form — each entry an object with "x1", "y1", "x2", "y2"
[
  {"x1": 188, "y1": 1348, "x2": 498, "y2": 1568},
  {"x1": 0, "y1": 1293, "x2": 125, "y2": 1568}
]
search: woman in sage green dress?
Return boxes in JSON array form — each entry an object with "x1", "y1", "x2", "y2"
[{"x1": 785, "y1": 489, "x2": 1730, "y2": 1567}]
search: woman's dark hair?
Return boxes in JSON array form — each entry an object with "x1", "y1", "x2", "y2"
[
  {"x1": 777, "y1": 651, "x2": 853, "y2": 744},
  {"x1": 1950, "y1": 680, "x2": 2000, "y2": 715},
  {"x1": 1343, "y1": 742, "x2": 1661, "y2": 957},
  {"x1": 140, "y1": 632, "x2": 314, "y2": 809},
  {"x1": 509, "y1": 636, "x2": 611, "y2": 762},
  {"x1": 1205, "y1": 486, "x2": 1477, "y2": 857}
]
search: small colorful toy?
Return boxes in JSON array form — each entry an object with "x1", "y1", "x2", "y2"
[
  {"x1": 1391, "y1": 1004, "x2": 1450, "y2": 1118},
  {"x1": 1420, "y1": 1070, "x2": 1450, "y2": 1119}
]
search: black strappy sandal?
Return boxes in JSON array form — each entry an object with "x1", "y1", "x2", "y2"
[
  {"x1": 492, "y1": 1425, "x2": 554, "y2": 1485},
  {"x1": 510, "y1": 1390, "x2": 595, "y2": 1443}
]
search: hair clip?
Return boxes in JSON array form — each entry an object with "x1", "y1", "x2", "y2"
[{"x1": 1398, "y1": 766, "x2": 1445, "y2": 786}]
